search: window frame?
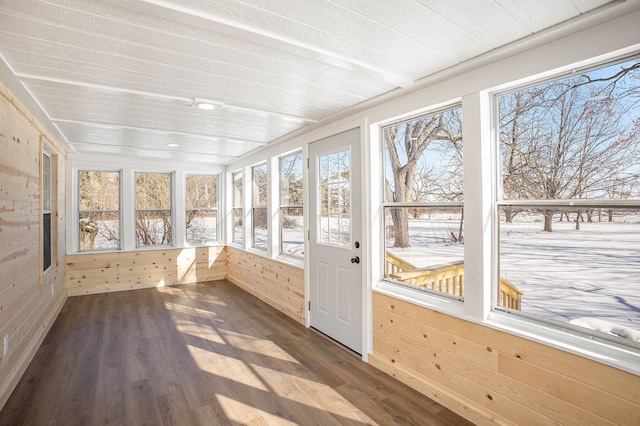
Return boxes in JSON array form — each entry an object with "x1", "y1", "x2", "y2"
[
  {"x1": 232, "y1": 170, "x2": 244, "y2": 245},
  {"x1": 251, "y1": 162, "x2": 268, "y2": 251},
  {"x1": 492, "y1": 54, "x2": 640, "y2": 349},
  {"x1": 279, "y1": 150, "x2": 304, "y2": 259},
  {"x1": 134, "y1": 171, "x2": 174, "y2": 248},
  {"x1": 380, "y1": 104, "x2": 465, "y2": 300},
  {"x1": 42, "y1": 149, "x2": 52, "y2": 273},
  {"x1": 185, "y1": 174, "x2": 219, "y2": 246},
  {"x1": 77, "y1": 170, "x2": 122, "y2": 252}
]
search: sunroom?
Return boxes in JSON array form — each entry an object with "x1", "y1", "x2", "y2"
[{"x1": 1, "y1": 1, "x2": 639, "y2": 424}]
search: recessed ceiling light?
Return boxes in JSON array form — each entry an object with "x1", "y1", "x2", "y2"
[
  {"x1": 167, "y1": 143, "x2": 180, "y2": 147},
  {"x1": 195, "y1": 102, "x2": 216, "y2": 110},
  {"x1": 192, "y1": 98, "x2": 223, "y2": 110}
]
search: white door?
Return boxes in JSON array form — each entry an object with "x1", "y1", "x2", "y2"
[{"x1": 308, "y1": 128, "x2": 362, "y2": 354}]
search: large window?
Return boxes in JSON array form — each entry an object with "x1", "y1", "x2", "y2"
[
  {"x1": 252, "y1": 163, "x2": 268, "y2": 250},
  {"x1": 42, "y1": 151, "x2": 52, "y2": 271},
  {"x1": 232, "y1": 171, "x2": 243, "y2": 244},
  {"x1": 135, "y1": 172, "x2": 172, "y2": 247},
  {"x1": 279, "y1": 151, "x2": 304, "y2": 258},
  {"x1": 383, "y1": 107, "x2": 464, "y2": 298},
  {"x1": 186, "y1": 175, "x2": 218, "y2": 245},
  {"x1": 497, "y1": 56, "x2": 640, "y2": 344},
  {"x1": 78, "y1": 171, "x2": 121, "y2": 251}
]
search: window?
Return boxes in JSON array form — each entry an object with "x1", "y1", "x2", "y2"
[
  {"x1": 252, "y1": 163, "x2": 268, "y2": 250},
  {"x1": 279, "y1": 151, "x2": 304, "y2": 257},
  {"x1": 78, "y1": 171, "x2": 121, "y2": 251},
  {"x1": 497, "y1": 56, "x2": 640, "y2": 344},
  {"x1": 186, "y1": 175, "x2": 218, "y2": 245},
  {"x1": 135, "y1": 172, "x2": 172, "y2": 247},
  {"x1": 318, "y1": 148, "x2": 351, "y2": 246},
  {"x1": 232, "y1": 171, "x2": 243, "y2": 244},
  {"x1": 42, "y1": 151, "x2": 52, "y2": 271},
  {"x1": 382, "y1": 106, "x2": 464, "y2": 298}
]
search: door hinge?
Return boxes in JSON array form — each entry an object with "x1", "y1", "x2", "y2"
[
  {"x1": 307, "y1": 158, "x2": 310, "y2": 169},
  {"x1": 308, "y1": 300, "x2": 311, "y2": 311},
  {"x1": 308, "y1": 230, "x2": 310, "y2": 241}
]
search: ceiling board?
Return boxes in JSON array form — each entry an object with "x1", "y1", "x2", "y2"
[{"x1": 0, "y1": 0, "x2": 616, "y2": 166}]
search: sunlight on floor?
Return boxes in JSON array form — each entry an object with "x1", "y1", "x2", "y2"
[
  {"x1": 215, "y1": 394, "x2": 299, "y2": 425},
  {"x1": 190, "y1": 346, "x2": 271, "y2": 391}
]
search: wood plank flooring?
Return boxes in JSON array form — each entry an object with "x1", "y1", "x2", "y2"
[{"x1": 1, "y1": 280, "x2": 473, "y2": 425}]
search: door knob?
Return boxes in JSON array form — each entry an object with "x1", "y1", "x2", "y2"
[{"x1": 351, "y1": 256, "x2": 360, "y2": 264}]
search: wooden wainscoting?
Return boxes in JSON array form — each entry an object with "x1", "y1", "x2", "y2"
[
  {"x1": 370, "y1": 292, "x2": 640, "y2": 425},
  {"x1": 225, "y1": 246, "x2": 304, "y2": 325},
  {"x1": 65, "y1": 246, "x2": 226, "y2": 296},
  {"x1": 0, "y1": 81, "x2": 68, "y2": 412}
]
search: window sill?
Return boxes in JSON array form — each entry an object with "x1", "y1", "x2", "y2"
[
  {"x1": 184, "y1": 243, "x2": 223, "y2": 248},
  {"x1": 70, "y1": 244, "x2": 225, "y2": 255},
  {"x1": 374, "y1": 280, "x2": 640, "y2": 376},
  {"x1": 248, "y1": 247, "x2": 268, "y2": 257},
  {"x1": 274, "y1": 254, "x2": 304, "y2": 269},
  {"x1": 374, "y1": 280, "x2": 466, "y2": 318},
  {"x1": 486, "y1": 311, "x2": 640, "y2": 376}
]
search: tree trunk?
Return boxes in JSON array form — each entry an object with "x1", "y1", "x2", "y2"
[
  {"x1": 391, "y1": 208, "x2": 410, "y2": 247},
  {"x1": 543, "y1": 209, "x2": 554, "y2": 232},
  {"x1": 575, "y1": 211, "x2": 581, "y2": 231},
  {"x1": 457, "y1": 208, "x2": 464, "y2": 242},
  {"x1": 504, "y1": 208, "x2": 514, "y2": 223}
]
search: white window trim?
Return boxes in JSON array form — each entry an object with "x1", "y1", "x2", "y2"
[
  {"x1": 371, "y1": 63, "x2": 640, "y2": 376},
  {"x1": 277, "y1": 149, "x2": 304, "y2": 260},
  {"x1": 77, "y1": 169, "x2": 123, "y2": 252},
  {"x1": 133, "y1": 171, "x2": 175, "y2": 249},
  {"x1": 42, "y1": 148, "x2": 53, "y2": 273},
  {"x1": 229, "y1": 169, "x2": 245, "y2": 248},
  {"x1": 184, "y1": 173, "x2": 220, "y2": 247},
  {"x1": 251, "y1": 162, "x2": 268, "y2": 251}
]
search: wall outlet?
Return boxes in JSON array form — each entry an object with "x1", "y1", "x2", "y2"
[{"x1": 3, "y1": 335, "x2": 8, "y2": 357}]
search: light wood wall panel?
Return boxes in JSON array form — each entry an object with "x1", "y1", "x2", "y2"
[
  {"x1": 225, "y1": 246, "x2": 304, "y2": 325},
  {"x1": 65, "y1": 246, "x2": 226, "y2": 296},
  {"x1": 370, "y1": 292, "x2": 640, "y2": 425},
  {"x1": 0, "y1": 81, "x2": 67, "y2": 411}
]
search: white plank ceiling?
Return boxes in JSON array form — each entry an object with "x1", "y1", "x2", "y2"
[{"x1": 0, "y1": 0, "x2": 616, "y2": 165}]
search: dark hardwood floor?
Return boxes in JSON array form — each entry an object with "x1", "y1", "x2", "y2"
[{"x1": 1, "y1": 280, "x2": 473, "y2": 425}]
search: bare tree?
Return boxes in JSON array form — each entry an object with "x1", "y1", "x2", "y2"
[
  {"x1": 79, "y1": 171, "x2": 120, "y2": 249},
  {"x1": 384, "y1": 108, "x2": 462, "y2": 247},
  {"x1": 499, "y1": 60, "x2": 640, "y2": 232},
  {"x1": 136, "y1": 173, "x2": 172, "y2": 246},
  {"x1": 186, "y1": 175, "x2": 217, "y2": 243}
]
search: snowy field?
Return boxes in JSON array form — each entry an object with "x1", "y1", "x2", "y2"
[{"x1": 387, "y1": 214, "x2": 640, "y2": 339}]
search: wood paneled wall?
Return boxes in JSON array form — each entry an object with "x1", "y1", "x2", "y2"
[
  {"x1": 0, "y1": 82, "x2": 67, "y2": 410},
  {"x1": 225, "y1": 247, "x2": 305, "y2": 325},
  {"x1": 370, "y1": 292, "x2": 640, "y2": 425},
  {"x1": 65, "y1": 246, "x2": 226, "y2": 296}
]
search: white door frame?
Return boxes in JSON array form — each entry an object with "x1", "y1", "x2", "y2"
[{"x1": 303, "y1": 119, "x2": 371, "y2": 360}]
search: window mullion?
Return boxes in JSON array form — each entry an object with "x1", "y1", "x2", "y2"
[{"x1": 462, "y1": 91, "x2": 493, "y2": 321}]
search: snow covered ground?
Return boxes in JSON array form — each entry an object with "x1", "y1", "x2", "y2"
[{"x1": 387, "y1": 214, "x2": 640, "y2": 339}]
